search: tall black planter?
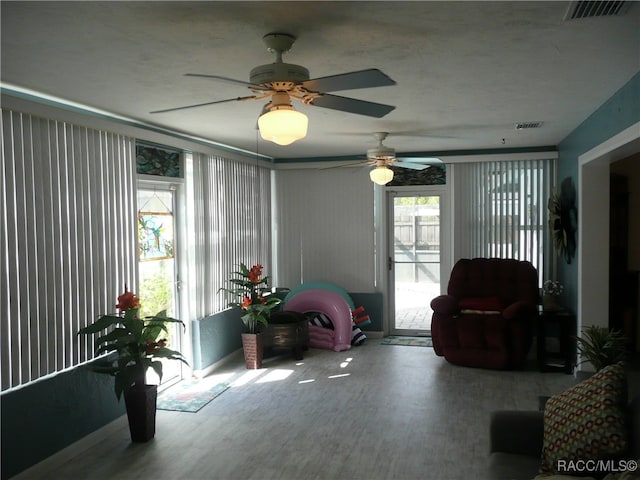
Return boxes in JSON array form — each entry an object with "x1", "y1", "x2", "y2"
[{"x1": 124, "y1": 384, "x2": 157, "y2": 442}]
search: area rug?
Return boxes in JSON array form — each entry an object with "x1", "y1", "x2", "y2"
[
  {"x1": 381, "y1": 336, "x2": 433, "y2": 347},
  {"x1": 157, "y1": 380, "x2": 230, "y2": 413}
]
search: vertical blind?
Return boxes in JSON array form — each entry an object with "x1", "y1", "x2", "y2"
[
  {"x1": 190, "y1": 153, "x2": 272, "y2": 320},
  {"x1": 1, "y1": 109, "x2": 137, "y2": 392},
  {"x1": 453, "y1": 158, "x2": 556, "y2": 284},
  {"x1": 273, "y1": 168, "x2": 376, "y2": 291}
]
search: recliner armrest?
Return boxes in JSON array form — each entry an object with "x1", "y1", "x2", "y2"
[
  {"x1": 502, "y1": 300, "x2": 536, "y2": 320},
  {"x1": 490, "y1": 410, "x2": 544, "y2": 457},
  {"x1": 430, "y1": 295, "x2": 459, "y2": 315}
]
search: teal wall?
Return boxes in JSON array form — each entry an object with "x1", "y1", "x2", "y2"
[
  {"x1": 348, "y1": 292, "x2": 384, "y2": 332},
  {"x1": 192, "y1": 309, "x2": 244, "y2": 370},
  {"x1": 1, "y1": 367, "x2": 124, "y2": 480},
  {"x1": 557, "y1": 71, "x2": 640, "y2": 311}
]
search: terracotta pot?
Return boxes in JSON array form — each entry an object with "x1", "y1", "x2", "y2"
[
  {"x1": 241, "y1": 332, "x2": 264, "y2": 369},
  {"x1": 124, "y1": 384, "x2": 157, "y2": 442}
]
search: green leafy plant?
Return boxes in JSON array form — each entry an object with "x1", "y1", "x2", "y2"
[
  {"x1": 575, "y1": 325, "x2": 627, "y2": 372},
  {"x1": 220, "y1": 263, "x2": 281, "y2": 334},
  {"x1": 78, "y1": 288, "x2": 188, "y2": 400},
  {"x1": 138, "y1": 263, "x2": 173, "y2": 318}
]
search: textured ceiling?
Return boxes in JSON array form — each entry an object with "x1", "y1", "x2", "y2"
[{"x1": 1, "y1": 1, "x2": 639, "y2": 161}]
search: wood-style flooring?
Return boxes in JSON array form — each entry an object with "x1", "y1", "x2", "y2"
[{"x1": 13, "y1": 343, "x2": 636, "y2": 480}]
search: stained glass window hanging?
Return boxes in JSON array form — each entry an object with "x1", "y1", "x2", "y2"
[
  {"x1": 138, "y1": 190, "x2": 174, "y2": 261},
  {"x1": 138, "y1": 212, "x2": 174, "y2": 261}
]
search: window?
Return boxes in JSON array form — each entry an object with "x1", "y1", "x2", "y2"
[
  {"x1": 453, "y1": 158, "x2": 556, "y2": 283},
  {"x1": 188, "y1": 153, "x2": 273, "y2": 320},
  {"x1": 1, "y1": 109, "x2": 136, "y2": 391}
]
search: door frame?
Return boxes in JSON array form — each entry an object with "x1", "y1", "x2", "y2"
[
  {"x1": 384, "y1": 185, "x2": 451, "y2": 336},
  {"x1": 137, "y1": 176, "x2": 189, "y2": 388},
  {"x1": 577, "y1": 122, "x2": 640, "y2": 355}
]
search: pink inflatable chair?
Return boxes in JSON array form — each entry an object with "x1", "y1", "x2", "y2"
[{"x1": 283, "y1": 289, "x2": 352, "y2": 352}]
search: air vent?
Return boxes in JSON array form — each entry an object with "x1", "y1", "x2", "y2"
[
  {"x1": 515, "y1": 121, "x2": 543, "y2": 130},
  {"x1": 564, "y1": 1, "x2": 630, "y2": 20}
]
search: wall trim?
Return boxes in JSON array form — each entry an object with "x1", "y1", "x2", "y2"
[
  {"x1": 579, "y1": 121, "x2": 640, "y2": 166},
  {"x1": 274, "y1": 150, "x2": 558, "y2": 170},
  {"x1": 0, "y1": 87, "x2": 272, "y2": 164}
]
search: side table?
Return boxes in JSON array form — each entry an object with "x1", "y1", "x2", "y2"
[
  {"x1": 264, "y1": 311, "x2": 309, "y2": 361},
  {"x1": 536, "y1": 306, "x2": 576, "y2": 374}
]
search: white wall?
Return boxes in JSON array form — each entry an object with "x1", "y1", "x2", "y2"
[
  {"x1": 610, "y1": 152, "x2": 640, "y2": 271},
  {"x1": 273, "y1": 167, "x2": 375, "y2": 292},
  {"x1": 579, "y1": 159, "x2": 611, "y2": 331}
]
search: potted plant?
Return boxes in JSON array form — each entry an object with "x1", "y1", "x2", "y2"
[
  {"x1": 575, "y1": 325, "x2": 627, "y2": 372},
  {"x1": 220, "y1": 263, "x2": 281, "y2": 369},
  {"x1": 77, "y1": 287, "x2": 188, "y2": 442}
]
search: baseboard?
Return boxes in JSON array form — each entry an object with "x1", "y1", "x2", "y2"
[
  {"x1": 193, "y1": 334, "x2": 387, "y2": 373},
  {"x1": 192, "y1": 348, "x2": 244, "y2": 379},
  {"x1": 364, "y1": 331, "x2": 384, "y2": 339}
]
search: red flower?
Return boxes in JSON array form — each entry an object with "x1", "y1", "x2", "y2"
[
  {"x1": 145, "y1": 339, "x2": 156, "y2": 354},
  {"x1": 116, "y1": 289, "x2": 140, "y2": 313},
  {"x1": 248, "y1": 264, "x2": 263, "y2": 284},
  {"x1": 241, "y1": 296, "x2": 252, "y2": 310},
  {"x1": 145, "y1": 339, "x2": 168, "y2": 354}
]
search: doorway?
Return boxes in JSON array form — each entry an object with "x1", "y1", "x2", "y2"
[
  {"x1": 388, "y1": 190, "x2": 446, "y2": 336},
  {"x1": 578, "y1": 121, "x2": 640, "y2": 355},
  {"x1": 137, "y1": 184, "x2": 184, "y2": 387}
]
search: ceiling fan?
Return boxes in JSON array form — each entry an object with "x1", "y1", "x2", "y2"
[
  {"x1": 361, "y1": 132, "x2": 442, "y2": 185},
  {"x1": 150, "y1": 33, "x2": 397, "y2": 145}
]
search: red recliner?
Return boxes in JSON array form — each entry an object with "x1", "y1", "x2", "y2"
[{"x1": 431, "y1": 258, "x2": 539, "y2": 370}]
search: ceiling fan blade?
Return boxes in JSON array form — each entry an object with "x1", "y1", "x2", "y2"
[
  {"x1": 317, "y1": 160, "x2": 369, "y2": 170},
  {"x1": 184, "y1": 73, "x2": 268, "y2": 90},
  {"x1": 396, "y1": 156, "x2": 443, "y2": 164},
  {"x1": 394, "y1": 162, "x2": 430, "y2": 171},
  {"x1": 310, "y1": 94, "x2": 395, "y2": 118},
  {"x1": 301, "y1": 68, "x2": 396, "y2": 93},
  {"x1": 150, "y1": 95, "x2": 258, "y2": 114}
]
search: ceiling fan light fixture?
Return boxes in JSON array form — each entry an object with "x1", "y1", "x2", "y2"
[
  {"x1": 369, "y1": 165, "x2": 394, "y2": 185},
  {"x1": 258, "y1": 105, "x2": 308, "y2": 146}
]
